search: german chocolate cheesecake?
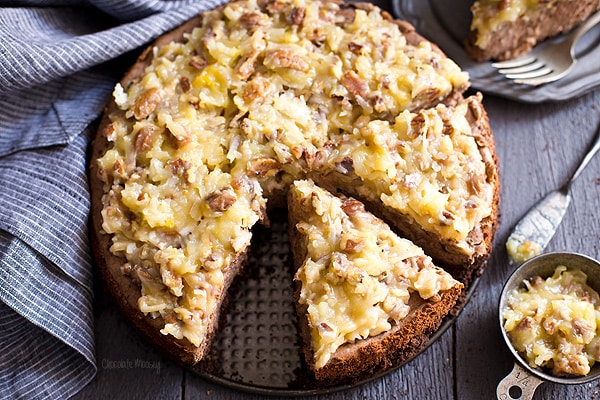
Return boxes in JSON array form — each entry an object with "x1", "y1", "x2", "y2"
[{"x1": 89, "y1": 0, "x2": 500, "y2": 385}]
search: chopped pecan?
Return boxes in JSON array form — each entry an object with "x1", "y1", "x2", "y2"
[
  {"x1": 160, "y1": 267, "x2": 183, "y2": 297},
  {"x1": 167, "y1": 158, "x2": 191, "y2": 176},
  {"x1": 442, "y1": 121, "x2": 454, "y2": 135},
  {"x1": 380, "y1": 74, "x2": 391, "y2": 89},
  {"x1": 464, "y1": 199, "x2": 478, "y2": 209},
  {"x1": 179, "y1": 76, "x2": 191, "y2": 93},
  {"x1": 263, "y1": 48, "x2": 309, "y2": 72},
  {"x1": 236, "y1": 49, "x2": 261, "y2": 80},
  {"x1": 413, "y1": 88, "x2": 441, "y2": 106},
  {"x1": 331, "y1": 252, "x2": 364, "y2": 284},
  {"x1": 240, "y1": 12, "x2": 267, "y2": 31},
  {"x1": 189, "y1": 55, "x2": 208, "y2": 70},
  {"x1": 517, "y1": 317, "x2": 533, "y2": 330},
  {"x1": 203, "y1": 250, "x2": 224, "y2": 271},
  {"x1": 240, "y1": 118, "x2": 253, "y2": 136},
  {"x1": 410, "y1": 113, "x2": 426, "y2": 136},
  {"x1": 318, "y1": 322, "x2": 334, "y2": 333},
  {"x1": 133, "y1": 87, "x2": 162, "y2": 120},
  {"x1": 340, "y1": 235, "x2": 364, "y2": 253},
  {"x1": 334, "y1": 156, "x2": 354, "y2": 175},
  {"x1": 206, "y1": 186, "x2": 237, "y2": 212},
  {"x1": 232, "y1": 175, "x2": 253, "y2": 193},
  {"x1": 240, "y1": 75, "x2": 271, "y2": 104},
  {"x1": 135, "y1": 125, "x2": 157, "y2": 152},
  {"x1": 341, "y1": 70, "x2": 368, "y2": 100},
  {"x1": 263, "y1": 0, "x2": 285, "y2": 14},
  {"x1": 290, "y1": 6, "x2": 305, "y2": 26},
  {"x1": 440, "y1": 210, "x2": 455, "y2": 226},
  {"x1": 113, "y1": 159, "x2": 125, "y2": 177},
  {"x1": 348, "y1": 42, "x2": 363, "y2": 53},
  {"x1": 414, "y1": 256, "x2": 428, "y2": 271},
  {"x1": 313, "y1": 142, "x2": 334, "y2": 167},
  {"x1": 247, "y1": 157, "x2": 282, "y2": 177},
  {"x1": 373, "y1": 93, "x2": 386, "y2": 113},
  {"x1": 341, "y1": 198, "x2": 363, "y2": 215},
  {"x1": 166, "y1": 123, "x2": 192, "y2": 148},
  {"x1": 469, "y1": 172, "x2": 484, "y2": 195},
  {"x1": 102, "y1": 122, "x2": 116, "y2": 140},
  {"x1": 572, "y1": 318, "x2": 594, "y2": 340}
]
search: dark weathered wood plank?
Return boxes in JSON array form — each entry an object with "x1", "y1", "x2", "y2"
[
  {"x1": 455, "y1": 90, "x2": 600, "y2": 400},
  {"x1": 71, "y1": 292, "x2": 183, "y2": 400}
]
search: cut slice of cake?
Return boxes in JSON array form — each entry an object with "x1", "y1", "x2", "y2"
[
  {"x1": 466, "y1": 0, "x2": 600, "y2": 61},
  {"x1": 309, "y1": 94, "x2": 499, "y2": 285},
  {"x1": 288, "y1": 180, "x2": 463, "y2": 384}
]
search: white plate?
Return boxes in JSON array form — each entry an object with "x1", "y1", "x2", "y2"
[{"x1": 392, "y1": 0, "x2": 600, "y2": 103}]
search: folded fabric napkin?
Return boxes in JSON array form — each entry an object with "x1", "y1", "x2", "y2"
[{"x1": 0, "y1": 1, "x2": 225, "y2": 398}]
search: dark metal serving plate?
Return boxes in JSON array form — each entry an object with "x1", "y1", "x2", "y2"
[
  {"x1": 393, "y1": 0, "x2": 600, "y2": 103},
  {"x1": 191, "y1": 210, "x2": 481, "y2": 396}
]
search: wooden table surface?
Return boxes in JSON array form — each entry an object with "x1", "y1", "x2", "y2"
[{"x1": 74, "y1": 1, "x2": 600, "y2": 399}]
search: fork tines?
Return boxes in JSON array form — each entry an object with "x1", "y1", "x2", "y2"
[{"x1": 492, "y1": 57, "x2": 554, "y2": 83}]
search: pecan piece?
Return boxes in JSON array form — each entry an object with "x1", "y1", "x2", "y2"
[
  {"x1": 206, "y1": 187, "x2": 237, "y2": 213},
  {"x1": 167, "y1": 158, "x2": 191, "y2": 176},
  {"x1": 290, "y1": 6, "x2": 305, "y2": 26},
  {"x1": 240, "y1": 12, "x2": 267, "y2": 31},
  {"x1": 469, "y1": 172, "x2": 484, "y2": 195},
  {"x1": 135, "y1": 125, "x2": 157, "y2": 152},
  {"x1": 189, "y1": 55, "x2": 208, "y2": 70},
  {"x1": 160, "y1": 266, "x2": 184, "y2": 297},
  {"x1": 166, "y1": 121, "x2": 192, "y2": 148},
  {"x1": 133, "y1": 87, "x2": 162, "y2": 120},
  {"x1": 102, "y1": 122, "x2": 116, "y2": 140},
  {"x1": 247, "y1": 157, "x2": 282, "y2": 177},
  {"x1": 340, "y1": 235, "x2": 365, "y2": 253},
  {"x1": 341, "y1": 198, "x2": 363, "y2": 215},
  {"x1": 263, "y1": 48, "x2": 309, "y2": 72},
  {"x1": 240, "y1": 76, "x2": 271, "y2": 104},
  {"x1": 331, "y1": 252, "x2": 364, "y2": 284},
  {"x1": 236, "y1": 49, "x2": 261, "y2": 80},
  {"x1": 373, "y1": 93, "x2": 386, "y2": 113},
  {"x1": 179, "y1": 76, "x2": 191, "y2": 93},
  {"x1": 410, "y1": 113, "x2": 426, "y2": 136},
  {"x1": 334, "y1": 156, "x2": 354, "y2": 175},
  {"x1": 440, "y1": 210, "x2": 455, "y2": 226},
  {"x1": 348, "y1": 42, "x2": 363, "y2": 53},
  {"x1": 318, "y1": 322, "x2": 334, "y2": 333},
  {"x1": 341, "y1": 70, "x2": 368, "y2": 100}
]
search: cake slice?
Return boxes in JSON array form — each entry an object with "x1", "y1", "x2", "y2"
[
  {"x1": 466, "y1": 0, "x2": 600, "y2": 61},
  {"x1": 309, "y1": 94, "x2": 499, "y2": 285},
  {"x1": 288, "y1": 180, "x2": 463, "y2": 384}
]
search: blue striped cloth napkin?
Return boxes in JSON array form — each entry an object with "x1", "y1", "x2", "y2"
[{"x1": 0, "y1": 1, "x2": 224, "y2": 398}]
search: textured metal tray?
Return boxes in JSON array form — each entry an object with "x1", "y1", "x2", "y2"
[{"x1": 192, "y1": 209, "x2": 481, "y2": 396}]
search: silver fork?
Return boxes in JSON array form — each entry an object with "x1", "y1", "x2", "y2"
[{"x1": 492, "y1": 10, "x2": 600, "y2": 86}]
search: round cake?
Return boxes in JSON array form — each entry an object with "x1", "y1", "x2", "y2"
[{"x1": 89, "y1": 0, "x2": 500, "y2": 388}]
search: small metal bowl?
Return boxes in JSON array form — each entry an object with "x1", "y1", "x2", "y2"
[{"x1": 497, "y1": 252, "x2": 600, "y2": 400}]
